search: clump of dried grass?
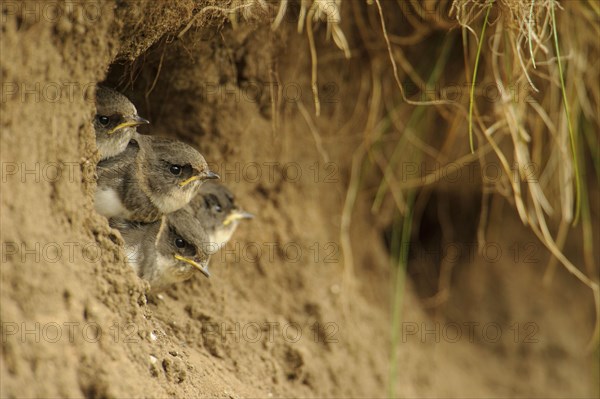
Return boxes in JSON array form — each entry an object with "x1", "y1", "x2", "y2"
[
  {"x1": 339, "y1": 0, "x2": 599, "y2": 352},
  {"x1": 450, "y1": 0, "x2": 599, "y2": 348},
  {"x1": 355, "y1": 1, "x2": 598, "y2": 393}
]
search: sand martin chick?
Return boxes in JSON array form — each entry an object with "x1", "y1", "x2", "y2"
[
  {"x1": 95, "y1": 135, "x2": 219, "y2": 222},
  {"x1": 186, "y1": 182, "x2": 253, "y2": 253},
  {"x1": 111, "y1": 209, "x2": 211, "y2": 292},
  {"x1": 94, "y1": 86, "x2": 149, "y2": 160}
]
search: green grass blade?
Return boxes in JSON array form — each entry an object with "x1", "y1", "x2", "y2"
[
  {"x1": 468, "y1": 1, "x2": 493, "y2": 154},
  {"x1": 387, "y1": 191, "x2": 415, "y2": 398},
  {"x1": 551, "y1": 0, "x2": 582, "y2": 224}
]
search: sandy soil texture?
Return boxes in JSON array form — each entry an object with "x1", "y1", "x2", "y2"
[{"x1": 1, "y1": 1, "x2": 598, "y2": 398}]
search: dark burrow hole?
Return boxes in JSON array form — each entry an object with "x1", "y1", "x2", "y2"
[{"x1": 384, "y1": 189, "x2": 481, "y2": 303}]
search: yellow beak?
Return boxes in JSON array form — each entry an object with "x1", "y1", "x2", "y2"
[
  {"x1": 223, "y1": 210, "x2": 254, "y2": 226},
  {"x1": 107, "y1": 115, "x2": 150, "y2": 135},
  {"x1": 178, "y1": 175, "x2": 200, "y2": 187},
  {"x1": 178, "y1": 171, "x2": 220, "y2": 187},
  {"x1": 173, "y1": 254, "x2": 210, "y2": 278}
]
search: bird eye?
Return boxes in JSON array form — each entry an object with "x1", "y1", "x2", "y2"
[
  {"x1": 97, "y1": 115, "x2": 110, "y2": 126},
  {"x1": 175, "y1": 238, "x2": 186, "y2": 248},
  {"x1": 204, "y1": 194, "x2": 222, "y2": 213},
  {"x1": 169, "y1": 165, "x2": 182, "y2": 176}
]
